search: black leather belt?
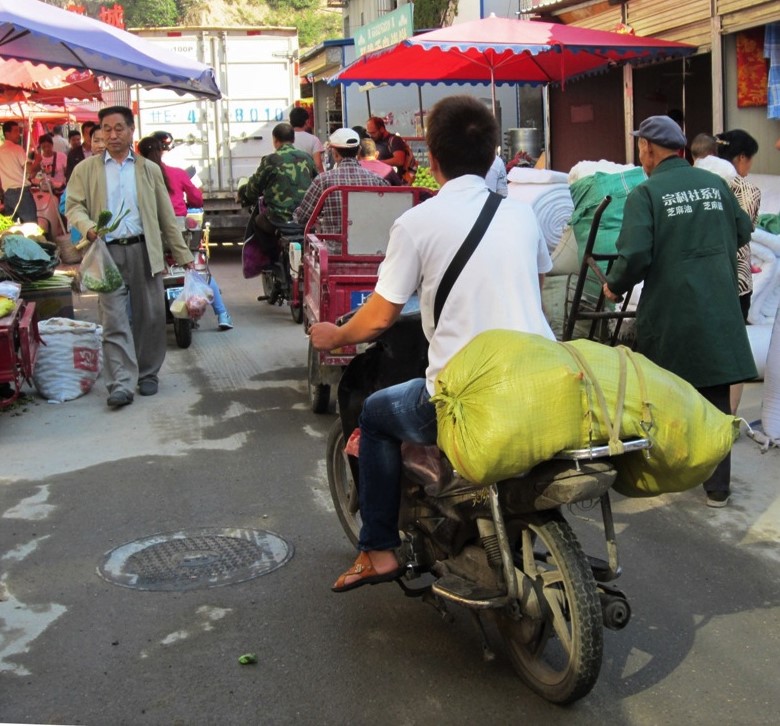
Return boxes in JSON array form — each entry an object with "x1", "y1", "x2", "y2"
[{"x1": 111, "y1": 235, "x2": 145, "y2": 246}]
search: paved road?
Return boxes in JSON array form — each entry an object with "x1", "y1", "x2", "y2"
[{"x1": 1, "y1": 250, "x2": 779, "y2": 725}]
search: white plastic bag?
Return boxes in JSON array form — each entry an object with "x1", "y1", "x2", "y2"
[{"x1": 32, "y1": 318, "x2": 103, "y2": 403}]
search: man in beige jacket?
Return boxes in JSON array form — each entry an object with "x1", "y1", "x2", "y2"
[{"x1": 66, "y1": 105, "x2": 194, "y2": 408}]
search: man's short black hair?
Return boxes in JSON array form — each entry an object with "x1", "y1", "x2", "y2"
[
  {"x1": 2, "y1": 121, "x2": 19, "y2": 135},
  {"x1": 426, "y1": 96, "x2": 497, "y2": 180},
  {"x1": 272, "y1": 123, "x2": 295, "y2": 144},
  {"x1": 39, "y1": 133, "x2": 53, "y2": 145},
  {"x1": 81, "y1": 121, "x2": 96, "y2": 134},
  {"x1": 98, "y1": 105, "x2": 135, "y2": 128},
  {"x1": 68, "y1": 130, "x2": 81, "y2": 139},
  {"x1": 289, "y1": 107, "x2": 309, "y2": 128}
]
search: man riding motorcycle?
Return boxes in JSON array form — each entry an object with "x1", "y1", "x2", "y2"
[
  {"x1": 238, "y1": 122, "x2": 316, "y2": 269},
  {"x1": 310, "y1": 95, "x2": 554, "y2": 592}
]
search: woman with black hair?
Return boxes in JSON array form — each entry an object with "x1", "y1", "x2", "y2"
[
  {"x1": 717, "y1": 129, "x2": 760, "y2": 415},
  {"x1": 137, "y1": 136, "x2": 234, "y2": 331}
]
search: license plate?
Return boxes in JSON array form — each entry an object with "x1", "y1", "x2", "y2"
[{"x1": 166, "y1": 287, "x2": 183, "y2": 302}]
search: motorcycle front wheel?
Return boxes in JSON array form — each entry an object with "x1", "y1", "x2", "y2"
[
  {"x1": 173, "y1": 317, "x2": 193, "y2": 349},
  {"x1": 326, "y1": 419, "x2": 361, "y2": 547},
  {"x1": 495, "y1": 512, "x2": 603, "y2": 705}
]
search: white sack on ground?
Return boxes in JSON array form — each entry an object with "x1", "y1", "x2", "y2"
[
  {"x1": 32, "y1": 318, "x2": 103, "y2": 403},
  {"x1": 749, "y1": 241, "x2": 779, "y2": 325},
  {"x1": 550, "y1": 225, "x2": 579, "y2": 275},
  {"x1": 746, "y1": 324, "x2": 773, "y2": 380},
  {"x1": 761, "y1": 300, "x2": 780, "y2": 441}
]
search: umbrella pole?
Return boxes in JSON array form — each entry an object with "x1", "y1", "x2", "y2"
[
  {"x1": 367, "y1": 90, "x2": 371, "y2": 118},
  {"x1": 490, "y1": 68, "x2": 497, "y2": 117},
  {"x1": 418, "y1": 86, "x2": 425, "y2": 135},
  {"x1": 542, "y1": 84, "x2": 550, "y2": 170}
]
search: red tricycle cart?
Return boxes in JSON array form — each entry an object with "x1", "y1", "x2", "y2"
[{"x1": 299, "y1": 185, "x2": 432, "y2": 413}]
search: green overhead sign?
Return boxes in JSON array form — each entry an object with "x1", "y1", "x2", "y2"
[{"x1": 354, "y1": 5, "x2": 414, "y2": 59}]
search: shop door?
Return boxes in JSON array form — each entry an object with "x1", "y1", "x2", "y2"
[{"x1": 632, "y1": 53, "x2": 713, "y2": 157}]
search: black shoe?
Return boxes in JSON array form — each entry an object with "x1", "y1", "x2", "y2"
[
  {"x1": 107, "y1": 390, "x2": 134, "y2": 407},
  {"x1": 706, "y1": 491, "x2": 730, "y2": 508},
  {"x1": 138, "y1": 379, "x2": 159, "y2": 396}
]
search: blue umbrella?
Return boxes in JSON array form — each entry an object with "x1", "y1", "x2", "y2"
[{"x1": 0, "y1": 0, "x2": 221, "y2": 99}]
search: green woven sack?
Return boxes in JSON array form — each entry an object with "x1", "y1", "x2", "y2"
[
  {"x1": 569, "y1": 168, "x2": 647, "y2": 262},
  {"x1": 432, "y1": 330, "x2": 585, "y2": 486},
  {"x1": 562, "y1": 339, "x2": 739, "y2": 497}
]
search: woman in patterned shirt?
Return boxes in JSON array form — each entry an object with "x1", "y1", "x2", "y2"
[
  {"x1": 716, "y1": 129, "x2": 760, "y2": 415},
  {"x1": 717, "y1": 129, "x2": 760, "y2": 321}
]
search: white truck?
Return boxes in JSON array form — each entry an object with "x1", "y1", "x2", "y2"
[{"x1": 131, "y1": 26, "x2": 300, "y2": 240}]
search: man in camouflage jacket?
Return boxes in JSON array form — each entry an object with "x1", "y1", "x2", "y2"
[{"x1": 239, "y1": 122, "x2": 316, "y2": 262}]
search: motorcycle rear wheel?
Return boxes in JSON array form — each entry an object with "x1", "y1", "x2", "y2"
[
  {"x1": 261, "y1": 272, "x2": 278, "y2": 305},
  {"x1": 173, "y1": 317, "x2": 193, "y2": 349},
  {"x1": 326, "y1": 419, "x2": 362, "y2": 547},
  {"x1": 495, "y1": 512, "x2": 603, "y2": 705}
]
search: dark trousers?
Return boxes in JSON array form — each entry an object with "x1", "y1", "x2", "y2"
[
  {"x1": 3, "y1": 186, "x2": 37, "y2": 224},
  {"x1": 698, "y1": 384, "x2": 731, "y2": 494}
]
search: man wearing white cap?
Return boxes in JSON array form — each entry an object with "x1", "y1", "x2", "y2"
[
  {"x1": 294, "y1": 127, "x2": 388, "y2": 235},
  {"x1": 604, "y1": 115, "x2": 756, "y2": 508}
]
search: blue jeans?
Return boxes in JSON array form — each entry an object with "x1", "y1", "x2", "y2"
[
  {"x1": 208, "y1": 276, "x2": 227, "y2": 316},
  {"x1": 357, "y1": 378, "x2": 437, "y2": 551}
]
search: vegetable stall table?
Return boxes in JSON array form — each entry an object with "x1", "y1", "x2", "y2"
[{"x1": 0, "y1": 299, "x2": 41, "y2": 408}]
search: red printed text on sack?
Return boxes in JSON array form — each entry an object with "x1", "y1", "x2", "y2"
[{"x1": 73, "y1": 347, "x2": 100, "y2": 372}]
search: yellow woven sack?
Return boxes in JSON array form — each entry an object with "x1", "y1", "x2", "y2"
[
  {"x1": 432, "y1": 330, "x2": 585, "y2": 485},
  {"x1": 563, "y1": 339, "x2": 739, "y2": 497}
]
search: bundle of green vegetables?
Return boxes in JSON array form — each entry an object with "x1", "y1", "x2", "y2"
[{"x1": 0, "y1": 224, "x2": 59, "y2": 282}]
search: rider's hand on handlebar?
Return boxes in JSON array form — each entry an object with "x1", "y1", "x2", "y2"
[{"x1": 310, "y1": 322, "x2": 342, "y2": 352}]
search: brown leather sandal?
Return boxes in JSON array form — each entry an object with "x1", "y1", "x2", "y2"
[{"x1": 331, "y1": 551, "x2": 404, "y2": 593}]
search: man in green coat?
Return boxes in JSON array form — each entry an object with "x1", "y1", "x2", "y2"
[
  {"x1": 604, "y1": 115, "x2": 756, "y2": 508},
  {"x1": 238, "y1": 122, "x2": 316, "y2": 265}
]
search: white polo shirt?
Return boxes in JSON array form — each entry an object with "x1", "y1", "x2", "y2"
[{"x1": 375, "y1": 174, "x2": 554, "y2": 393}]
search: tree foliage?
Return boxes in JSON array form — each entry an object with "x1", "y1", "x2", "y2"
[
  {"x1": 122, "y1": 0, "x2": 179, "y2": 27},
  {"x1": 414, "y1": 0, "x2": 458, "y2": 31},
  {"x1": 46, "y1": 0, "x2": 343, "y2": 49}
]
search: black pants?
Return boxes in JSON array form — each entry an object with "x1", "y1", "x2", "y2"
[
  {"x1": 697, "y1": 384, "x2": 731, "y2": 494},
  {"x1": 244, "y1": 210, "x2": 279, "y2": 263}
]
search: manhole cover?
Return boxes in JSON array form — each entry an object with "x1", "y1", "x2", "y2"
[{"x1": 98, "y1": 527, "x2": 293, "y2": 591}]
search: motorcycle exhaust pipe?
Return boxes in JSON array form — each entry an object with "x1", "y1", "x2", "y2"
[{"x1": 598, "y1": 584, "x2": 632, "y2": 630}]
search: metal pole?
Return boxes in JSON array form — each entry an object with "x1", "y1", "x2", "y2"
[
  {"x1": 417, "y1": 85, "x2": 425, "y2": 134},
  {"x1": 542, "y1": 84, "x2": 550, "y2": 169}
]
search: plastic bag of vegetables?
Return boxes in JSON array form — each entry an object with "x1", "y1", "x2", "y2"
[{"x1": 78, "y1": 237, "x2": 123, "y2": 293}]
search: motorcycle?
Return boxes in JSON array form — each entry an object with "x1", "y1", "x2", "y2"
[
  {"x1": 257, "y1": 220, "x2": 306, "y2": 324},
  {"x1": 163, "y1": 211, "x2": 211, "y2": 349},
  {"x1": 326, "y1": 300, "x2": 650, "y2": 704}
]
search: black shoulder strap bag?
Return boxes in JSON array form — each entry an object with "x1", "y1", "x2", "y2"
[{"x1": 433, "y1": 191, "x2": 502, "y2": 328}]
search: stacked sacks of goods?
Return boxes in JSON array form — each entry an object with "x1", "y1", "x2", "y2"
[
  {"x1": 432, "y1": 330, "x2": 737, "y2": 496},
  {"x1": 541, "y1": 161, "x2": 647, "y2": 340}
]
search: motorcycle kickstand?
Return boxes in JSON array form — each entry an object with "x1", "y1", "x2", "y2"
[
  {"x1": 469, "y1": 610, "x2": 496, "y2": 663},
  {"x1": 415, "y1": 587, "x2": 455, "y2": 624}
]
